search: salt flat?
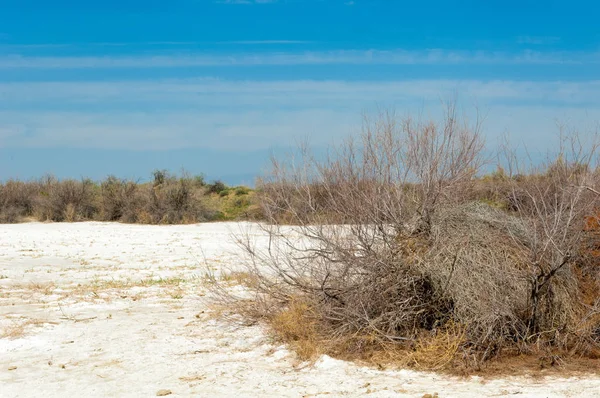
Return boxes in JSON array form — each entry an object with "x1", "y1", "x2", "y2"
[{"x1": 1, "y1": 222, "x2": 599, "y2": 398}]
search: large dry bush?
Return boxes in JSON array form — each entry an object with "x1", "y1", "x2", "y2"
[{"x1": 223, "y1": 106, "x2": 600, "y2": 370}]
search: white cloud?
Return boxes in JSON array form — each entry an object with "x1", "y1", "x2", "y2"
[
  {"x1": 0, "y1": 40, "x2": 308, "y2": 50},
  {"x1": 0, "y1": 49, "x2": 598, "y2": 69},
  {"x1": 0, "y1": 109, "x2": 354, "y2": 151},
  {"x1": 0, "y1": 124, "x2": 25, "y2": 140},
  {"x1": 217, "y1": 40, "x2": 310, "y2": 44},
  {"x1": 2, "y1": 79, "x2": 600, "y2": 106},
  {"x1": 1, "y1": 79, "x2": 599, "y2": 152},
  {"x1": 516, "y1": 36, "x2": 561, "y2": 45}
]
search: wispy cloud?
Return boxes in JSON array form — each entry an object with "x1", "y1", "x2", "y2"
[
  {"x1": 0, "y1": 40, "x2": 307, "y2": 49},
  {"x1": 0, "y1": 109, "x2": 353, "y2": 151},
  {"x1": 516, "y1": 36, "x2": 561, "y2": 45},
  {"x1": 2, "y1": 79, "x2": 600, "y2": 107},
  {"x1": 0, "y1": 43, "x2": 73, "y2": 49},
  {"x1": 1, "y1": 78, "x2": 599, "y2": 151},
  {"x1": 0, "y1": 49, "x2": 597, "y2": 69},
  {"x1": 217, "y1": 40, "x2": 311, "y2": 44}
]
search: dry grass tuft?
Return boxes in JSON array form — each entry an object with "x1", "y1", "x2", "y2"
[
  {"x1": 1, "y1": 318, "x2": 53, "y2": 339},
  {"x1": 402, "y1": 322, "x2": 467, "y2": 371},
  {"x1": 264, "y1": 298, "x2": 468, "y2": 371},
  {"x1": 1, "y1": 322, "x2": 28, "y2": 339},
  {"x1": 270, "y1": 299, "x2": 321, "y2": 360},
  {"x1": 219, "y1": 271, "x2": 260, "y2": 288}
]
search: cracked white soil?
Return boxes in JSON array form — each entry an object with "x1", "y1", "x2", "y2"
[{"x1": 1, "y1": 222, "x2": 600, "y2": 397}]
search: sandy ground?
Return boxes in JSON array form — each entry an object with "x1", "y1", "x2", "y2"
[{"x1": 1, "y1": 222, "x2": 600, "y2": 398}]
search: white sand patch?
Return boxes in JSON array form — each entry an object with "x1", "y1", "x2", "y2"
[{"x1": 1, "y1": 222, "x2": 599, "y2": 397}]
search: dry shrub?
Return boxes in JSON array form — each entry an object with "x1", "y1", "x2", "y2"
[
  {"x1": 0, "y1": 175, "x2": 101, "y2": 222},
  {"x1": 0, "y1": 179, "x2": 39, "y2": 222},
  {"x1": 34, "y1": 176, "x2": 98, "y2": 222},
  {"x1": 141, "y1": 172, "x2": 214, "y2": 224},
  {"x1": 0, "y1": 206, "x2": 23, "y2": 223},
  {"x1": 97, "y1": 171, "x2": 214, "y2": 223},
  {"x1": 470, "y1": 167, "x2": 513, "y2": 209},
  {"x1": 422, "y1": 202, "x2": 533, "y2": 353},
  {"x1": 63, "y1": 203, "x2": 77, "y2": 222},
  {"x1": 219, "y1": 105, "x2": 600, "y2": 372},
  {"x1": 0, "y1": 171, "x2": 239, "y2": 224},
  {"x1": 134, "y1": 209, "x2": 154, "y2": 224},
  {"x1": 99, "y1": 176, "x2": 142, "y2": 222}
]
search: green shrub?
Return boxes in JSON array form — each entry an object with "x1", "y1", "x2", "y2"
[
  {"x1": 235, "y1": 186, "x2": 250, "y2": 196},
  {"x1": 207, "y1": 180, "x2": 227, "y2": 195},
  {"x1": 152, "y1": 169, "x2": 169, "y2": 187},
  {"x1": 193, "y1": 174, "x2": 206, "y2": 187}
]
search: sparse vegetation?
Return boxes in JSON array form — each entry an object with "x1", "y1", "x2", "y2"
[{"x1": 0, "y1": 171, "x2": 259, "y2": 224}]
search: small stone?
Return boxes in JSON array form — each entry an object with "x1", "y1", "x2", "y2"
[
  {"x1": 8, "y1": 366, "x2": 17, "y2": 371},
  {"x1": 60, "y1": 364, "x2": 66, "y2": 369},
  {"x1": 156, "y1": 389, "x2": 172, "y2": 396}
]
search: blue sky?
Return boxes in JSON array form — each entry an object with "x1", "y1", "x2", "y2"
[{"x1": 1, "y1": 0, "x2": 599, "y2": 185}]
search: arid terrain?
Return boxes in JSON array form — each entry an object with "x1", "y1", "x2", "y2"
[{"x1": 2, "y1": 222, "x2": 600, "y2": 397}]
